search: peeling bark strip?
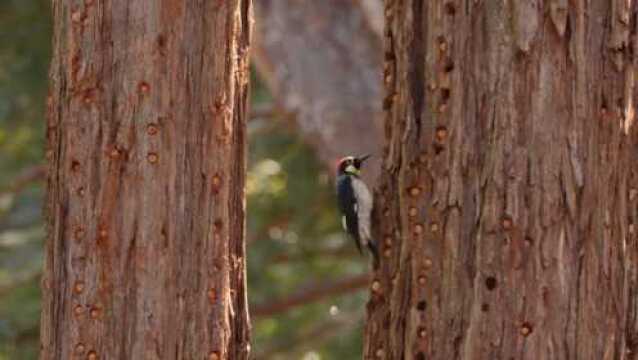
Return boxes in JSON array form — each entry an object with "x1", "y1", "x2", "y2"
[
  {"x1": 366, "y1": 1, "x2": 638, "y2": 359},
  {"x1": 41, "y1": 0, "x2": 252, "y2": 359}
]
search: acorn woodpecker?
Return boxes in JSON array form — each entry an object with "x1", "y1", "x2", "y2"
[{"x1": 336, "y1": 155, "x2": 379, "y2": 268}]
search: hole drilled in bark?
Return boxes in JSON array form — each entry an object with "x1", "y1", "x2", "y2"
[
  {"x1": 83, "y1": 88, "x2": 96, "y2": 104},
  {"x1": 109, "y1": 148, "x2": 120, "y2": 159},
  {"x1": 383, "y1": 95, "x2": 394, "y2": 110},
  {"x1": 71, "y1": 9, "x2": 82, "y2": 23},
  {"x1": 481, "y1": 303, "x2": 490, "y2": 312},
  {"x1": 601, "y1": 96, "x2": 609, "y2": 116},
  {"x1": 502, "y1": 216, "x2": 513, "y2": 230},
  {"x1": 408, "y1": 207, "x2": 418, "y2": 217},
  {"x1": 441, "y1": 88, "x2": 451, "y2": 103},
  {"x1": 520, "y1": 322, "x2": 533, "y2": 337},
  {"x1": 384, "y1": 51, "x2": 396, "y2": 61},
  {"x1": 74, "y1": 227, "x2": 85, "y2": 240},
  {"x1": 435, "y1": 126, "x2": 448, "y2": 142},
  {"x1": 424, "y1": 258, "x2": 433, "y2": 268},
  {"x1": 626, "y1": 337, "x2": 638, "y2": 355},
  {"x1": 437, "y1": 35, "x2": 448, "y2": 52},
  {"x1": 384, "y1": 236, "x2": 393, "y2": 246},
  {"x1": 416, "y1": 352, "x2": 426, "y2": 360},
  {"x1": 444, "y1": 58, "x2": 455, "y2": 73},
  {"x1": 524, "y1": 236, "x2": 534, "y2": 246},
  {"x1": 157, "y1": 34, "x2": 166, "y2": 50},
  {"x1": 418, "y1": 326, "x2": 427, "y2": 338},
  {"x1": 445, "y1": 2, "x2": 456, "y2": 16},
  {"x1": 71, "y1": 160, "x2": 81, "y2": 172},
  {"x1": 371, "y1": 280, "x2": 382, "y2": 293},
  {"x1": 417, "y1": 300, "x2": 427, "y2": 311},
  {"x1": 90, "y1": 305, "x2": 102, "y2": 319},
  {"x1": 147, "y1": 152, "x2": 159, "y2": 164},
  {"x1": 214, "y1": 219, "x2": 223, "y2": 231},
  {"x1": 211, "y1": 174, "x2": 222, "y2": 194},
  {"x1": 138, "y1": 81, "x2": 151, "y2": 94},
  {"x1": 409, "y1": 186, "x2": 422, "y2": 197},
  {"x1": 485, "y1": 276, "x2": 497, "y2": 291},
  {"x1": 73, "y1": 281, "x2": 85, "y2": 294},
  {"x1": 147, "y1": 123, "x2": 159, "y2": 136}
]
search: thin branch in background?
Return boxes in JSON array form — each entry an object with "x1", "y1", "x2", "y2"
[
  {"x1": 251, "y1": 273, "x2": 369, "y2": 318},
  {"x1": 0, "y1": 164, "x2": 46, "y2": 196},
  {"x1": 271, "y1": 246, "x2": 357, "y2": 264}
]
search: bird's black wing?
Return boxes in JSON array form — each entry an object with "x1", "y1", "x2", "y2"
[{"x1": 336, "y1": 175, "x2": 362, "y2": 254}]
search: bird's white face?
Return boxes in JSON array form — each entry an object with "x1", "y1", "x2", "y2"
[
  {"x1": 345, "y1": 157, "x2": 358, "y2": 175},
  {"x1": 340, "y1": 156, "x2": 359, "y2": 176},
  {"x1": 338, "y1": 155, "x2": 371, "y2": 176}
]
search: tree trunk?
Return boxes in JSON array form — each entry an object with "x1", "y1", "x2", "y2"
[
  {"x1": 40, "y1": 1, "x2": 252, "y2": 359},
  {"x1": 365, "y1": 1, "x2": 638, "y2": 359},
  {"x1": 252, "y1": 0, "x2": 384, "y2": 184}
]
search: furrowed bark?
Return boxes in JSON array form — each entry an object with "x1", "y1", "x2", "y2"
[
  {"x1": 40, "y1": 1, "x2": 252, "y2": 359},
  {"x1": 365, "y1": 1, "x2": 638, "y2": 359}
]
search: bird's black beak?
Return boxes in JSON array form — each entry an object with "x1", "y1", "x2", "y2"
[{"x1": 358, "y1": 154, "x2": 372, "y2": 164}]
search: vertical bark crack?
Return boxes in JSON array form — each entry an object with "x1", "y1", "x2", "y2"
[{"x1": 410, "y1": 0, "x2": 425, "y2": 140}]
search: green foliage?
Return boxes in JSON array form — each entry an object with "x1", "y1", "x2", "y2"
[
  {"x1": 0, "y1": 0, "x2": 51, "y2": 185},
  {"x1": 247, "y1": 116, "x2": 367, "y2": 358},
  {"x1": 0, "y1": 2, "x2": 368, "y2": 359},
  {"x1": 0, "y1": 1, "x2": 51, "y2": 358},
  {"x1": 0, "y1": 282, "x2": 40, "y2": 360}
]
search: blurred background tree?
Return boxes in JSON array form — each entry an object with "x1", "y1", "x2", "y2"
[{"x1": 0, "y1": 0, "x2": 382, "y2": 359}]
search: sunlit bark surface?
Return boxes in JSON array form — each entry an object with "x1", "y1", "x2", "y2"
[
  {"x1": 41, "y1": 1, "x2": 252, "y2": 358},
  {"x1": 365, "y1": 1, "x2": 638, "y2": 359}
]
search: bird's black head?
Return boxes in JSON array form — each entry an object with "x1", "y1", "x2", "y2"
[{"x1": 337, "y1": 154, "x2": 371, "y2": 176}]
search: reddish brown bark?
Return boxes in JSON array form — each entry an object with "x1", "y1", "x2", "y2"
[
  {"x1": 41, "y1": 1, "x2": 252, "y2": 359},
  {"x1": 252, "y1": 0, "x2": 384, "y2": 184},
  {"x1": 365, "y1": 1, "x2": 638, "y2": 359}
]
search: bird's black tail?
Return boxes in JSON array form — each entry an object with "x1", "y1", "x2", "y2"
[{"x1": 367, "y1": 240, "x2": 380, "y2": 269}]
